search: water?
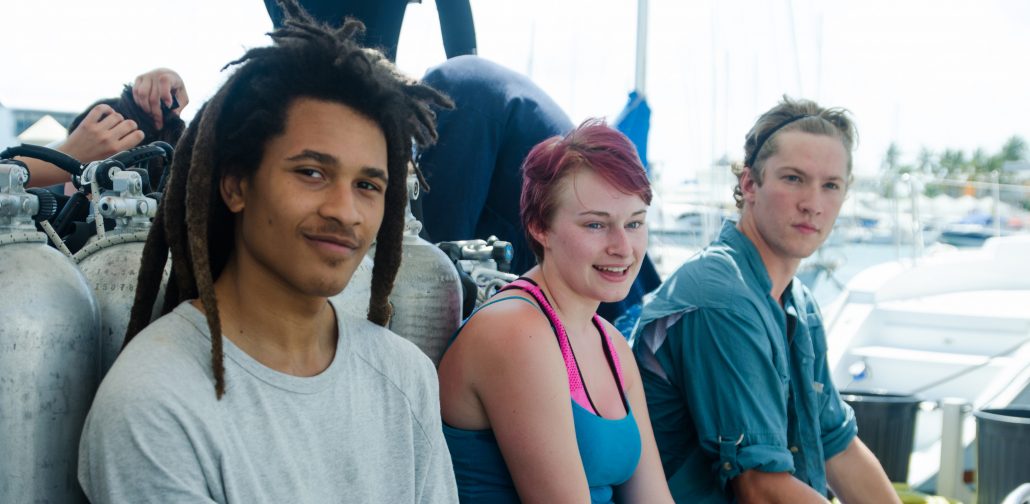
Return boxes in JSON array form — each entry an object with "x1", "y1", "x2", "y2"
[
  {"x1": 804, "y1": 242, "x2": 921, "y2": 306},
  {"x1": 650, "y1": 229, "x2": 924, "y2": 308}
]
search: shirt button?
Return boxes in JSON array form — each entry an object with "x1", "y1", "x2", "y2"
[
  {"x1": 723, "y1": 462, "x2": 732, "y2": 471},
  {"x1": 790, "y1": 446, "x2": 799, "y2": 453}
]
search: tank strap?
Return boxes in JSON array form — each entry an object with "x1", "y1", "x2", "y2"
[
  {"x1": 499, "y1": 278, "x2": 592, "y2": 411},
  {"x1": 447, "y1": 293, "x2": 541, "y2": 347},
  {"x1": 72, "y1": 230, "x2": 150, "y2": 262},
  {"x1": 0, "y1": 231, "x2": 47, "y2": 245},
  {"x1": 500, "y1": 278, "x2": 629, "y2": 415},
  {"x1": 474, "y1": 295, "x2": 539, "y2": 313}
]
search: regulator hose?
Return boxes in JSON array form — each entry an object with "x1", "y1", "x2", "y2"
[{"x1": 0, "y1": 144, "x2": 84, "y2": 178}]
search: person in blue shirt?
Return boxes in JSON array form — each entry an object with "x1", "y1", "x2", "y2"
[{"x1": 631, "y1": 96, "x2": 899, "y2": 503}]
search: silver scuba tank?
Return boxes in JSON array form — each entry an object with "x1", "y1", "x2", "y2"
[
  {"x1": 0, "y1": 160, "x2": 100, "y2": 504},
  {"x1": 73, "y1": 147, "x2": 169, "y2": 378},
  {"x1": 387, "y1": 175, "x2": 463, "y2": 365},
  {"x1": 330, "y1": 253, "x2": 373, "y2": 319}
]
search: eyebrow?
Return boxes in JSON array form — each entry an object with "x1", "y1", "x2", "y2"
[
  {"x1": 286, "y1": 149, "x2": 388, "y2": 182},
  {"x1": 577, "y1": 209, "x2": 648, "y2": 217},
  {"x1": 359, "y1": 166, "x2": 389, "y2": 183},
  {"x1": 780, "y1": 166, "x2": 845, "y2": 183},
  {"x1": 287, "y1": 149, "x2": 338, "y2": 166}
]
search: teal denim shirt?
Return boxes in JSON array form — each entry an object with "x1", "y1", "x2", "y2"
[{"x1": 631, "y1": 221, "x2": 856, "y2": 503}]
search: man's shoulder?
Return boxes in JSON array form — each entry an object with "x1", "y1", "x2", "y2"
[
  {"x1": 340, "y1": 313, "x2": 437, "y2": 388},
  {"x1": 424, "y1": 55, "x2": 510, "y2": 85},
  {"x1": 659, "y1": 243, "x2": 755, "y2": 306},
  {"x1": 686, "y1": 243, "x2": 744, "y2": 275},
  {"x1": 339, "y1": 313, "x2": 442, "y2": 437},
  {"x1": 636, "y1": 242, "x2": 762, "y2": 334},
  {"x1": 100, "y1": 304, "x2": 217, "y2": 403},
  {"x1": 88, "y1": 307, "x2": 219, "y2": 440},
  {"x1": 121, "y1": 303, "x2": 212, "y2": 365}
]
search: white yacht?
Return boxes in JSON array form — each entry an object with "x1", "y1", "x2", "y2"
[{"x1": 822, "y1": 235, "x2": 1030, "y2": 495}]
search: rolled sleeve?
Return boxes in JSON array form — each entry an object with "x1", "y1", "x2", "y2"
[
  {"x1": 670, "y1": 307, "x2": 797, "y2": 489},
  {"x1": 713, "y1": 433, "x2": 796, "y2": 490}
]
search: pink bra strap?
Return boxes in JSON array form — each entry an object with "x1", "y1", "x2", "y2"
[
  {"x1": 500, "y1": 279, "x2": 627, "y2": 414},
  {"x1": 501, "y1": 279, "x2": 590, "y2": 411}
]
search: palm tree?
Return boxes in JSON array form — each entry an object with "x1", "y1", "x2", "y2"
[
  {"x1": 880, "y1": 143, "x2": 902, "y2": 197},
  {"x1": 999, "y1": 135, "x2": 1027, "y2": 162},
  {"x1": 917, "y1": 147, "x2": 934, "y2": 176}
]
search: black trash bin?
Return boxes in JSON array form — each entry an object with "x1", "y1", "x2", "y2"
[
  {"x1": 973, "y1": 408, "x2": 1030, "y2": 504},
  {"x1": 840, "y1": 391, "x2": 921, "y2": 482}
]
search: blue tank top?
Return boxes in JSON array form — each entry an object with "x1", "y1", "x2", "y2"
[{"x1": 442, "y1": 278, "x2": 642, "y2": 503}]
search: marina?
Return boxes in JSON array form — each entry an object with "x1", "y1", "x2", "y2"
[{"x1": 4, "y1": 0, "x2": 1030, "y2": 501}]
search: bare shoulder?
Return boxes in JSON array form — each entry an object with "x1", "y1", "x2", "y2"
[
  {"x1": 439, "y1": 291, "x2": 572, "y2": 429},
  {"x1": 449, "y1": 293, "x2": 571, "y2": 397},
  {"x1": 453, "y1": 292, "x2": 561, "y2": 365}
]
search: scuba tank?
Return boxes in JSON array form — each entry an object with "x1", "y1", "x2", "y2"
[
  {"x1": 386, "y1": 174, "x2": 463, "y2": 365},
  {"x1": 0, "y1": 156, "x2": 100, "y2": 504},
  {"x1": 72, "y1": 142, "x2": 172, "y2": 378},
  {"x1": 331, "y1": 253, "x2": 373, "y2": 319}
]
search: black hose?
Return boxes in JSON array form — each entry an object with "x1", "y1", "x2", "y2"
[
  {"x1": 0, "y1": 144, "x2": 83, "y2": 176},
  {"x1": 108, "y1": 143, "x2": 170, "y2": 170},
  {"x1": 149, "y1": 141, "x2": 175, "y2": 193},
  {"x1": 51, "y1": 192, "x2": 90, "y2": 237}
]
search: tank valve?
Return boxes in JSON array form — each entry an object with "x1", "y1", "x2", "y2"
[{"x1": 0, "y1": 162, "x2": 41, "y2": 231}]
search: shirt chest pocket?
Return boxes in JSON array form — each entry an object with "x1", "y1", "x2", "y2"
[
  {"x1": 801, "y1": 314, "x2": 842, "y2": 430},
  {"x1": 769, "y1": 337, "x2": 791, "y2": 400},
  {"x1": 790, "y1": 314, "x2": 827, "y2": 418},
  {"x1": 805, "y1": 312, "x2": 827, "y2": 357}
]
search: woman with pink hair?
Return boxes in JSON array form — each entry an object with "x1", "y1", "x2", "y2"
[{"x1": 438, "y1": 119, "x2": 673, "y2": 503}]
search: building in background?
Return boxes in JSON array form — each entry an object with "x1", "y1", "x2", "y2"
[{"x1": 0, "y1": 103, "x2": 76, "y2": 149}]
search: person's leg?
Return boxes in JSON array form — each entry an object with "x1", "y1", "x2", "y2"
[{"x1": 263, "y1": 0, "x2": 408, "y2": 61}]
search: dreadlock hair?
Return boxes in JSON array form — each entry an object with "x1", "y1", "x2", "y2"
[
  {"x1": 124, "y1": 1, "x2": 452, "y2": 399},
  {"x1": 70, "y1": 85, "x2": 186, "y2": 190}
]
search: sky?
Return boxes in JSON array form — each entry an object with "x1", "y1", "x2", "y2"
[{"x1": 3, "y1": 0, "x2": 1030, "y2": 187}]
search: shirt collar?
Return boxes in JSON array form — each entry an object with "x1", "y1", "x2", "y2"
[{"x1": 717, "y1": 220, "x2": 774, "y2": 297}]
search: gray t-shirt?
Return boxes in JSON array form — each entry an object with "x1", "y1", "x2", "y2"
[{"x1": 78, "y1": 300, "x2": 458, "y2": 503}]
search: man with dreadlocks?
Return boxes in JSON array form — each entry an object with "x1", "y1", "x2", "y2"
[{"x1": 77, "y1": 3, "x2": 458, "y2": 502}]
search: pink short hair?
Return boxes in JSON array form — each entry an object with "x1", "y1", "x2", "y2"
[{"x1": 520, "y1": 118, "x2": 651, "y2": 261}]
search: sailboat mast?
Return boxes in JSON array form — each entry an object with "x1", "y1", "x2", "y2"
[{"x1": 635, "y1": 0, "x2": 649, "y2": 95}]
